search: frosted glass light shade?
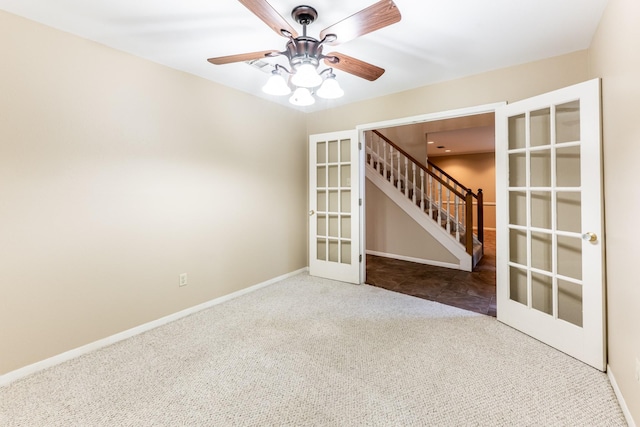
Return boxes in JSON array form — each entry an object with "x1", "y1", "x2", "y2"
[
  {"x1": 289, "y1": 87, "x2": 315, "y2": 106},
  {"x1": 317, "y1": 77, "x2": 344, "y2": 99},
  {"x1": 291, "y1": 63, "x2": 322, "y2": 88},
  {"x1": 262, "y1": 73, "x2": 291, "y2": 96}
]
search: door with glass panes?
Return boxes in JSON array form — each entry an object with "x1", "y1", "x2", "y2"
[
  {"x1": 495, "y1": 79, "x2": 605, "y2": 370},
  {"x1": 309, "y1": 131, "x2": 361, "y2": 284}
]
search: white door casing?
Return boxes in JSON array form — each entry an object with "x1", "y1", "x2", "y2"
[
  {"x1": 495, "y1": 79, "x2": 605, "y2": 370},
  {"x1": 309, "y1": 130, "x2": 361, "y2": 284}
]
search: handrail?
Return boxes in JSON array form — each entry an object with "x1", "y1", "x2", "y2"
[{"x1": 372, "y1": 130, "x2": 465, "y2": 200}]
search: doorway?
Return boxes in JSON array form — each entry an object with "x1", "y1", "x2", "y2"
[{"x1": 358, "y1": 104, "x2": 502, "y2": 315}]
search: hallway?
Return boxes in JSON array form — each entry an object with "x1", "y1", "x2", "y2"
[{"x1": 365, "y1": 230, "x2": 496, "y2": 316}]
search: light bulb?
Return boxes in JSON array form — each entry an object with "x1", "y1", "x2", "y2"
[
  {"x1": 291, "y1": 63, "x2": 322, "y2": 88},
  {"x1": 289, "y1": 87, "x2": 315, "y2": 106},
  {"x1": 262, "y1": 72, "x2": 291, "y2": 96},
  {"x1": 317, "y1": 76, "x2": 344, "y2": 99}
]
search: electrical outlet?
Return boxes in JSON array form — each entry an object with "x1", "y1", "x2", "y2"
[
  {"x1": 635, "y1": 357, "x2": 640, "y2": 383},
  {"x1": 179, "y1": 273, "x2": 188, "y2": 287}
]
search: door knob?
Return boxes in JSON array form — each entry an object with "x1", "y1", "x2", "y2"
[
  {"x1": 582, "y1": 232, "x2": 597, "y2": 242},
  {"x1": 309, "y1": 210, "x2": 315, "y2": 216}
]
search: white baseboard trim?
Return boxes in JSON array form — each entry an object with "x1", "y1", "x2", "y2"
[
  {"x1": 0, "y1": 267, "x2": 308, "y2": 388},
  {"x1": 366, "y1": 250, "x2": 461, "y2": 271},
  {"x1": 607, "y1": 364, "x2": 637, "y2": 427}
]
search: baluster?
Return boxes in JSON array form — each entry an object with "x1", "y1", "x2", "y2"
[
  {"x1": 375, "y1": 135, "x2": 380, "y2": 173},
  {"x1": 446, "y1": 185, "x2": 451, "y2": 233},
  {"x1": 412, "y1": 163, "x2": 416, "y2": 203},
  {"x1": 454, "y1": 195, "x2": 460, "y2": 241},
  {"x1": 428, "y1": 175, "x2": 433, "y2": 217},
  {"x1": 420, "y1": 169, "x2": 425, "y2": 210},
  {"x1": 388, "y1": 144, "x2": 393, "y2": 185},
  {"x1": 397, "y1": 152, "x2": 401, "y2": 190},
  {"x1": 438, "y1": 179, "x2": 443, "y2": 228},
  {"x1": 404, "y1": 158, "x2": 409, "y2": 197},
  {"x1": 382, "y1": 140, "x2": 387, "y2": 178}
]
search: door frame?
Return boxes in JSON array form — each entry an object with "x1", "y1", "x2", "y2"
[{"x1": 355, "y1": 102, "x2": 506, "y2": 283}]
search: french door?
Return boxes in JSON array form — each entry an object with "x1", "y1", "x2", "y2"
[
  {"x1": 495, "y1": 79, "x2": 605, "y2": 370},
  {"x1": 309, "y1": 130, "x2": 361, "y2": 284}
]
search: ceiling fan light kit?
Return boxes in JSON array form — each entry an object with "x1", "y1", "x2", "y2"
[{"x1": 208, "y1": 0, "x2": 401, "y2": 107}]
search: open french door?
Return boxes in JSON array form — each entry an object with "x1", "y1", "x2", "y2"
[
  {"x1": 309, "y1": 130, "x2": 362, "y2": 284},
  {"x1": 495, "y1": 79, "x2": 605, "y2": 370}
]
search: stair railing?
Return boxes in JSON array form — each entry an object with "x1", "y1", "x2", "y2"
[
  {"x1": 425, "y1": 154, "x2": 484, "y2": 246},
  {"x1": 367, "y1": 130, "x2": 484, "y2": 256}
]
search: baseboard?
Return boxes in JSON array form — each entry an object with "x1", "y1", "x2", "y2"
[
  {"x1": 366, "y1": 250, "x2": 461, "y2": 270},
  {"x1": 607, "y1": 365, "x2": 637, "y2": 427},
  {"x1": 0, "y1": 267, "x2": 308, "y2": 388}
]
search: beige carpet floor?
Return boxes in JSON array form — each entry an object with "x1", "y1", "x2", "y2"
[{"x1": 0, "y1": 273, "x2": 627, "y2": 426}]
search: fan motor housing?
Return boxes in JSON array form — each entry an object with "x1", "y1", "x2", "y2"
[{"x1": 286, "y1": 37, "x2": 323, "y2": 68}]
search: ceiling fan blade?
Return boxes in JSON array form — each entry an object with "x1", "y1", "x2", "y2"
[
  {"x1": 324, "y1": 52, "x2": 385, "y2": 81},
  {"x1": 207, "y1": 50, "x2": 278, "y2": 65},
  {"x1": 319, "y1": 0, "x2": 401, "y2": 46},
  {"x1": 237, "y1": 0, "x2": 299, "y2": 38}
]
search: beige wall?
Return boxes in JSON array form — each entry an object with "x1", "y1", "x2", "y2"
[
  {"x1": 589, "y1": 0, "x2": 640, "y2": 421},
  {"x1": 306, "y1": 50, "x2": 590, "y2": 135},
  {"x1": 366, "y1": 180, "x2": 458, "y2": 265},
  {"x1": 429, "y1": 153, "x2": 496, "y2": 229},
  {"x1": 0, "y1": 12, "x2": 307, "y2": 374}
]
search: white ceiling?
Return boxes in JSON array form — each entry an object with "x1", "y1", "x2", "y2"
[{"x1": 0, "y1": 0, "x2": 608, "y2": 112}]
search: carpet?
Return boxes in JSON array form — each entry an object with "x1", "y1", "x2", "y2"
[{"x1": 0, "y1": 273, "x2": 626, "y2": 426}]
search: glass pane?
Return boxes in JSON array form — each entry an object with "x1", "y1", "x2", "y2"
[
  {"x1": 328, "y1": 215, "x2": 339, "y2": 238},
  {"x1": 340, "y1": 139, "x2": 351, "y2": 162},
  {"x1": 341, "y1": 216, "x2": 351, "y2": 239},
  {"x1": 509, "y1": 228, "x2": 527, "y2": 266},
  {"x1": 328, "y1": 140, "x2": 339, "y2": 163},
  {"x1": 317, "y1": 215, "x2": 326, "y2": 236},
  {"x1": 558, "y1": 279, "x2": 583, "y2": 327},
  {"x1": 558, "y1": 235, "x2": 582, "y2": 280},
  {"x1": 530, "y1": 108, "x2": 551, "y2": 147},
  {"x1": 328, "y1": 191, "x2": 338, "y2": 212},
  {"x1": 317, "y1": 166, "x2": 326, "y2": 188},
  {"x1": 530, "y1": 150, "x2": 551, "y2": 187},
  {"x1": 556, "y1": 145, "x2": 581, "y2": 187},
  {"x1": 510, "y1": 266, "x2": 528, "y2": 305},
  {"x1": 531, "y1": 272, "x2": 553, "y2": 315},
  {"x1": 341, "y1": 241, "x2": 351, "y2": 264},
  {"x1": 531, "y1": 191, "x2": 552, "y2": 229},
  {"x1": 328, "y1": 166, "x2": 339, "y2": 187},
  {"x1": 508, "y1": 114, "x2": 526, "y2": 149},
  {"x1": 531, "y1": 231, "x2": 552, "y2": 272},
  {"x1": 557, "y1": 192, "x2": 581, "y2": 233},
  {"x1": 317, "y1": 142, "x2": 326, "y2": 164},
  {"x1": 341, "y1": 191, "x2": 351, "y2": 213},
  {"x1": 317, "y1": 191, "x2": 326, "y2": 212},
  {"x1": 509, "y1": 153, "x2": 526, "y2": 187},
  {"x1": 509, "y1": 191, "x2": 527, "y2": 226},
  {"x1": 328, "y1": 240, "x2": 339, "y2": 262},
  {"x1": 340, "y1": 165, "x2": 351, "y2": 188},
  {"x1": 556, "y1": 100, "x2": 580, "y2": 143},
  {"x1": 317, "y1": 239, "x2": 326, "y2": 261}
]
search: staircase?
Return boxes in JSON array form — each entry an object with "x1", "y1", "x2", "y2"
[{"x1": 366, "y1": 130, "x2": 484, "y2": 271}]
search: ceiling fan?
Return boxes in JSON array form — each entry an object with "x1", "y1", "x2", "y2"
[{"x1": 207, "y1": 0, "x2": 401, "y2": 106}]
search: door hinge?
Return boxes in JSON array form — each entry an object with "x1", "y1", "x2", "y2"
[
  {"x1": 359, "y1": 254, "x2": 363, "y2": 262},
  {"x1": 359, "y1": 142, "x2": 362, "y2": 150},
  {"x1": 359, "y1": 198, "x2": 362, "y2": 206}
]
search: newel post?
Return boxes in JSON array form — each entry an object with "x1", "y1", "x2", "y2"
[
  {"x1": 477, "y1": 189, "x2": 484, "y2": 247},
  {"x1": 465, "y1": 189, "x2": 474, "y2": 256}
]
